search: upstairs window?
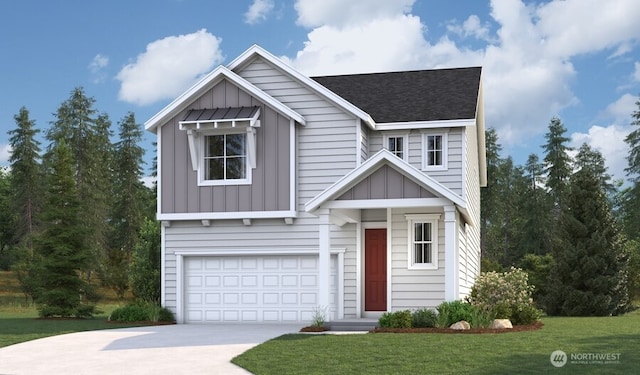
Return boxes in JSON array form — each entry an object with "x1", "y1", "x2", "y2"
[
  {"x1": 383, "y1": 132, "x2": 409, "y2": 161},
  {"x1": 422, "y1": 132, "x2": 448, "y2": 170},
  {"x1": 204, "y1": 133, "x2": 247, "y2": 181}
]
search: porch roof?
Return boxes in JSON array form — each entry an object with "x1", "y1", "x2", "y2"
[{"x1": 305, "y1": 149, "x2": 470, "y2": 223}]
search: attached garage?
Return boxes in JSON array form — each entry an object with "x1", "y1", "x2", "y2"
[{"x1": 182, "y1": 254, "x2": 338, "y2": 323}]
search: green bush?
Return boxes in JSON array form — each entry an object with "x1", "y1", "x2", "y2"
[
  {"x1": 468, "y1": 305, "x2": 495, "y2": 329},
  {"x1": 378, "y1": 310, "x2": 413, "y2": 328},
  {"x1": 435, "y1": 300, "x2": 476, "y2": 327},
  {"x1": 109, "y1": 302, "x2": 174, "y2": 323},
  {"x1": 469, "y1": 267, "x2": 542, "y2": 325},
  {"x1": 412, "y1": 308, "x2": 437, "y2": 328}
]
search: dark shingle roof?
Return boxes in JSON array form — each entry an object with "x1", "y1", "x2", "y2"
[{"x1": 312, "y1": 67, "x2": 481, "y2": 123}]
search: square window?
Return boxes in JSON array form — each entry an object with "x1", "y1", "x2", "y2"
[
  {"x1": 203, "y1": 133, "x2": 248, "y2": 182},
  {"x1": 383, "y1": 133, "x2": 408, "y2": 161}
]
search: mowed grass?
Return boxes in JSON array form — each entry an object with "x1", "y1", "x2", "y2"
[
  {"x1": 0, "y1": 271, "x2": 143, "y2": 348},
  {"x1": 233, "y1": 310, "x2": 640, "y2": 375}
]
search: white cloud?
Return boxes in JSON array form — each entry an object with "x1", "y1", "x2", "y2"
[
  {"x1": 117, "y1": 29, "x2": 224, "y2": 106},
  {"x1": 603, "y1": 93, "x2": 638, "y2": 124},
  {"x1": 0, "y1": 144, "x2": 12, "y2": 165},
  {"x1": 571, "y1": 125, "x2": 630, "y2": 182},
  {"x1": 634, "y1": 62, "x2": 640, "y2": 82},
  {"x1": 295, "y1": 0, "x2": 414, "y2": 28},
  {"x1": 287, "y1": 0, "x2": 640, "y2": 151},
  {"x1": 447, "y1": 15, "x2": 492, "y2": 41},
  {"x1": 141, "y1": 175, "x2": 157, "y2": 189},
  {"x1": 88, "y1": 54, "x2": 109, "y2": 83},
  {"x1": 244, "y1": 0, "x2": 274, "y2": 25}
]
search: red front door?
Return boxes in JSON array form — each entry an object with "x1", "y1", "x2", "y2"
[{"x1": 365, "y1": 228, "x2": 387, "y2": 311}]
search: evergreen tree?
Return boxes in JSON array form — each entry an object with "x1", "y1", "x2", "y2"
[
  {"x1": 546, "y1": 168, "x2": 629, "y2": 316},
  {"x1": 575, "y1": 143, "x2": 614, "y2": 195},
  {"x1": 45, "y1": 88, "x2": 112, "y2": 280},
  {"x1": 542, "y1": 117, "x2": 573, "y2": 207},
  {"x1": 130, "y1": 219, "x2": 161, "y2": 303},
  {"x1": 35, "y1": 141, "x2": 97, "y2": 317},
  {"x1": 8, "y1": 107, "x2": 42, "y2": 253},
  {"x1": 0, "y1": 168, "x2": 16, "y2": 269},
  {"x1": 106, "y1": 112, "x2": 145, "y2": 298},
  {"x1": 519, "y1": 153, "x2": 553, "y2": 255},
  {"x1": 623, "y1": 96, "x2": 640, "y2": 241},
  {"x1": 480, "y1": 128, "x2": 503, "y2": 264}
]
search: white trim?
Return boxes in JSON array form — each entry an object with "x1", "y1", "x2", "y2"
[
  {"x1": 197, "y1": 130, "x2": 253, "y2": 186},
  {"x1": 461, "y1": 127, "x2": 468, "y2": 203},
  {"x1": 422, "y1": 131, "x2": 448, "y2": 171},
  {"x1": 376, "y1": 119, "x2": 475, "y2": 131},
  {"x1": 444, "y1": 205, "x2": 457, "y2": 300},
  {"x1": 322, "y1": 198, "x2": 452, "y2": 209},
  {"x1": 145, "y1": 65, "x2": 305, "y2": 131},
  {"x1": 361, "y1": 221, "x2": 388, "y2": 314},
  {"x1": 337, "y1": 251, "x2": 345, "y2": 320},
  {"x1": 174, "y1": 248, "x2": 346, "y2": 256},
  {"x1": 160, "y1": 223, "x2": 166, "y2": 307},
  {"x1": 157, "y1": 210, "x2": 297, "y2": 221},
  {"x1": 156, "y1": 128, "x2": 162, "y2": 216},
  {"x1": 305, "y1": 149, "x2": 466, "y2": 213},
  {"x1": 176, "y1": 252, "x2": 183, "y2": 323},
  {"x1": 382, "y1": 131, "x2": 409, "y2": 162},
  {"x1": 405, "y1": 214, "x2": 441, "y2": 270},
  {"x1": 227, "y1": 44, "x2": 375, "y2": 129},
  {"x1": 290, "y1": 119, "x2": 296, "y2": 212},
  {"x1": 318, "y1": 210, "x2": 331, "y2": 320},
  {"x1": 356, "y1": 118, "x2": 362, "y2": 167}
]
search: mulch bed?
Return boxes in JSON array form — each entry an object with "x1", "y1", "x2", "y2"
[
  {"x1": 300, "y1": 326, "x2": 330, "y2": 332},
  {"x1": 370, "y1": 321, "x2": 543, "y2": 334}
]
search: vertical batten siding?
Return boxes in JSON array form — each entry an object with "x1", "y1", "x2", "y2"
[
  {"x1": 389, "y1": 207, "x2": 445, "y2": 310},
  {"x1": 159, "y1": 80, "x2": 291, "y2": 214}
]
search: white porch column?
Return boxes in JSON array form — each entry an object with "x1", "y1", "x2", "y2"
[
  {"x1": 444, "y1": 205, "x2": 458, "y2": 301},
  {"x1": 317, "y1": 209, "x2": 332, "y2": 319}
]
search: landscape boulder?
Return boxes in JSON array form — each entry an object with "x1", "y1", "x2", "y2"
[
  {"x1": 491, "y1": 319, "x2": 513, "y2": 329},
  {"x1": 450, "y1": 320, "x2": 471, "y2": 330}
]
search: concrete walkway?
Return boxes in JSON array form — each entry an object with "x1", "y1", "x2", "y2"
[{"x1": 0, "y1": 324, "x2": 300, "y2": 375}]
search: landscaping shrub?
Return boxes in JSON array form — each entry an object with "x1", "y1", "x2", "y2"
[
  {"x1": 435, "y1": 300, "x2": 476, "y2": 328},
  {"x1": 378, "y1": 310, "x2": 413, "y2": 328},
  {"x1": 469, "y1": 267, "x2": 542, "y2": 325},
  {"x1": 412, "y1": 308, "x2": 437, "y2": 328},
  {"x1": 467, "y1": 305, "x2": 495, "y2": 329},
  {"x1": 109, "y1": 302, "x2": 174, "y2": 323}
]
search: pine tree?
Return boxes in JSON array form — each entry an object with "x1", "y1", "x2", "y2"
[
  {"x1": 35, "y1": 141, "x2": 97, "y2": 317},
  {"x1": 575, "y1": 143, "x2": 614, "y2": 196},
  {"x1": 546, "y1": 168, "x2": 629, "y2": 316},
  {"x1": 542, "y1": 117, "x2": 573, "y2": 207},
  {"x1": 8, "y1": 107, "x2": 42, "y2": 253},
  {"x1": 519, "y1": 153, "x2": 553, "y2": 255},
  {"x1": 106, "y1": 112, "x2": 145, "y2": 298},
  {"x1": 45, "y1": 88, "x2": 113, "y2": 281},
  {"x1": 623, "y1": 96, "x2": 640, "y2": 241},
  {"x1": 480, "y1": 128, "x2": 503, "y2": 264}
]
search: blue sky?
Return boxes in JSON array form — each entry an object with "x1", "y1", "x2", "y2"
[{"x1": 1, "y1": 0, "x2": 640, "y2": 183}]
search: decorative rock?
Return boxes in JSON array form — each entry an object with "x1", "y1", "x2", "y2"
[
  {"x1": 450, "y1": 320, "x2": 471, "y2": 330},
  {"x1": 491, "y1": 319, "x2": 513, "y2": 329}
]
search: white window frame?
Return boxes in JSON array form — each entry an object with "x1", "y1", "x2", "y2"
[
  {"x1": 421, "y1": 130, "x2": 448, "y2": 171},
  {"x1": 405, "y1": 214, "x2": 440, "y2": 270},
  {"x1": 383, "y1": 132, "x2": 409, "y2": 161},
  {"x1": 196, "y1": 127, "x2": 255, "y2": 186}
]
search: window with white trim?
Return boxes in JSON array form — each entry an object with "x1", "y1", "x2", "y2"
[
  {"x1": 383, "y1": 132, "x2": 409, "y2": 161},
  {"x1": 405, "y1": 214, "x2": 440, "y2": 269},
  {"x1": 422, "y1": 132, "x2": 447, "y2": 170},
  {"x1": 204, "y1": 133, "x2": 247, "y2": 181}
]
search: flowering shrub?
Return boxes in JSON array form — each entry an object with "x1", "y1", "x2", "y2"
[{"x1": 469, "y1": 267, "x2": 541, "y2": 325}]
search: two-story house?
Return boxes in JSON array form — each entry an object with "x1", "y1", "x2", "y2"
[{"x1": 145, "y1": 45, "x2": 486, "y2": 324}]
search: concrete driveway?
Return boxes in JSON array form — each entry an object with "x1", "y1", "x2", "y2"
[{"x1": 0, "y1": 323, "x2": 300, "y2": 375}]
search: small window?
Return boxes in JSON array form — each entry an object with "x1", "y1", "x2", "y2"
[
  {"x1": 202, "y1": 132, "x2": 249, "y2": 183},
  {"x1": 422, "y1": 132, "x2": 447, "y2": 170},
  {"x1": 405, "y1": 214, "x2": 440, "y2": 269},
  {"x1": 383, "y1": 132, "x2": 408, "y2": 161}
]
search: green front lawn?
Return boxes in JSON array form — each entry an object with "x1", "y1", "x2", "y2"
[{"x1": 233, "y1": 311, "x2": 640, "y2": 374}]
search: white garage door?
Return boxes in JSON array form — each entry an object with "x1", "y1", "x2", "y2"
[{"x1": 184, "y1": 255, "x2": 337, "y2": 323}]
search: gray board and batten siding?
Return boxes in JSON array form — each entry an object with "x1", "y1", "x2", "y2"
[{"x1": 160, "y1": 79, "x2": 292, "y2": 214}]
